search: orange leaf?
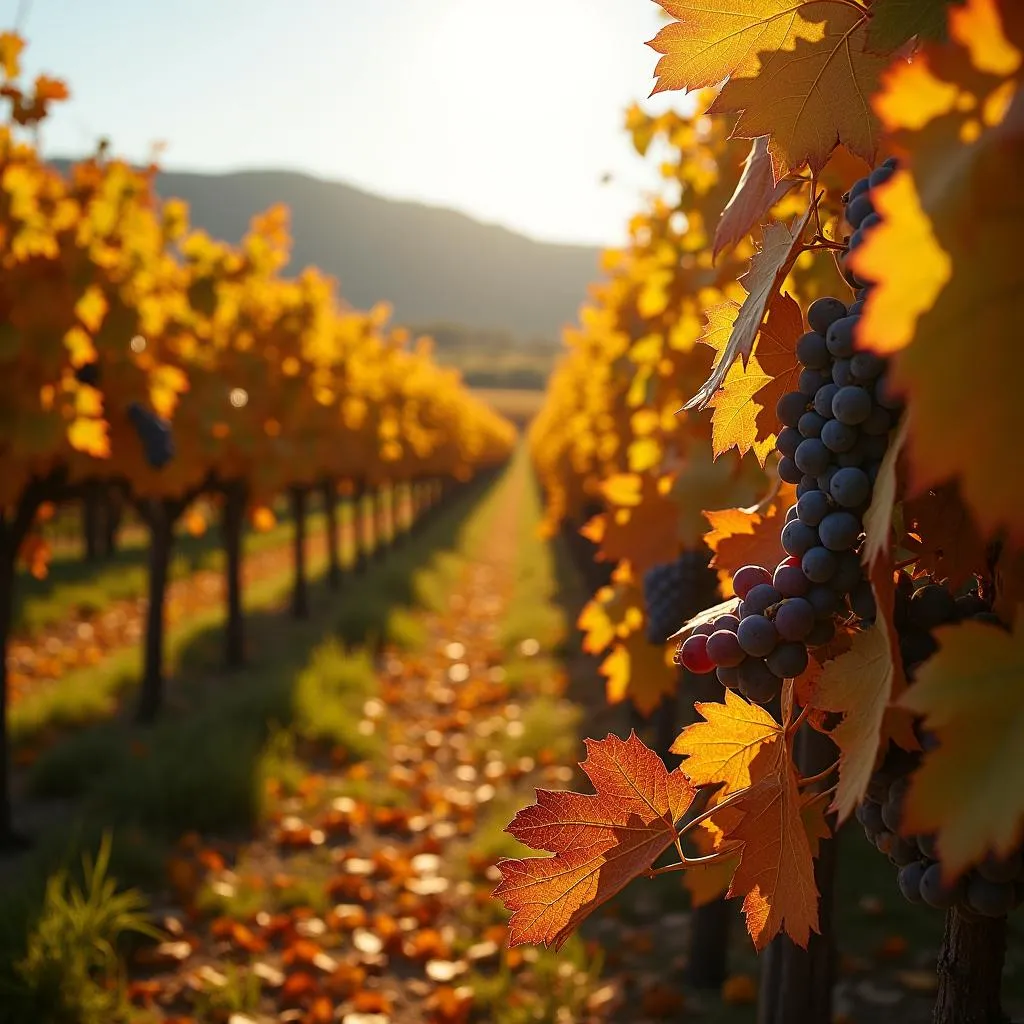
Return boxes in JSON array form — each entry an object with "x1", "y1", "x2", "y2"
[
  {"x1": 600, "y1": 630, "x2": 678, "y2": 716},
  {"x1": 493, "y1": 733, "x2": 697, "y2": 948},
  {"x1": 901, "y1": 608, "x2": 1024, "y2": 876}
]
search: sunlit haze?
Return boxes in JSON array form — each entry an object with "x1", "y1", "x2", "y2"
[{"x1": 11, "y1": 0, "x2": 684, "y2": 247}]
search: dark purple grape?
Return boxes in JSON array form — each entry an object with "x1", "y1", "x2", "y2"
[
  {"x1": 860, "y1": 405, "x2": 892, "y2": 435},
  {"x1": 733, "y1": 565, "x2": 772, "y2": 599},
  {"x1": 848, "y1": 177, "x2": 870, "y2": 202},
  {"x1": 713, "y1": 613, "x2": 741, "y2": 633},
  {"x1": 799, "y1": 368, "x2": 831, "y2": 396},
  {"x1": 898, "y1": 861, "x2": 927, "y2": 904},
  {"x1": 976, "y1": 852, "x2": 1023, "y2": 884},
  {"x1": 737, "y1": 614, "x2": 778, "y2": 657},
  {"x1": 813, "y1": 383, "x2": 840, "y2": 419},
  {"x1": 889, "y1": 836, "x2": 919, "y2": 867},
  {"x1": 717, "y1": 664, "x2": 742, "y2": 688},
  {"x1": 807, "y1": 297, "x2": 847, "y2": 336},
  {"x1": 846, "y1": 192, "x2": 874, "y2": 229},
  {"x1": 774, "y1": 561, "x2": 809, "y2": 598},
  {"x1": 851, "y1": 351, "x2": 884, "y2": 381},
  {"x1": 837, "y1": 445, "x2": 865, "y2": 468},
  {"x1": 693, "y1": 622, "x2": 716, "y2": 637},
  {"x1": 829, "y1": 550, "x2": 863, "y2": 595},
  {"x1": 782, "y1": 520, "x2": 819, "y2": 558},
  {"x1": 832, "y1": 358, "x2": 855, "y2": 387},
  {"x1": 774, "y1": 598, "x2": 815, "y2": 642},
  {"x1": 779, "y1": 456, "x2": 802, "y2": 485},
  {"x1": 954, "y1": 593, "x2": 988, "y2": 619},
  {"x1": 825, "y1": 316, "x2": 858, "y2": 359},
  {"x1": 806, "y1": 618, "x2": 836, "y2": 647},
  {"x1": 785, "y1": 504, "x2": 799, "y2": 524},
  {"x1": 802, "y1": 546, "x2": 837, "y2": 584},
  {"x1": 767, "y1": 641, "x2": 809, "y2": 678},
  {"x1": 707, "y1": 630, "x2": 745, "y2": 668},
  {"x1": 869, "y1": 165, "x2": 895, "y2": 188},
  {"x1": 830, "y1": 467, "x2": 870, "y2": 508},
  {"x1": 850, "y1": 579, "x2": 876, "y2": 619},
  {"x1": 832, "y1": 385, "x2": 872, "y2": 426},
  {"x1": 797, "y1": 490, "x2": 832, "y2": 527},
  {"x1": 900, "y1": 630, "x2": 938, "y2": 670},
  {"x1": 821, "y1": 418, "x2": 857, "y2": 453},
  {"x1": 909, "y1": 584, "x2": 958, "y2": 630},
  {"x1": 795, "y1": 438, "x2": 831, "y2": 476},
  {"x1": 743, "y1": 584, "x2": 781, "y2": 616},
  {"x1": 920, "y1": 863, "x2": 965, "y2": 909},
  {"x1": 818, "y1": 511, "x2": 861, "y2": 552},
  {"x1": 796, "y1": 479, "x2": 818, "y2": 498},
  {"x1": 777, "y1": 425, "x2": 802, "y2": 458},
  {"x1": 881, "y1": 778, "x2": 909, "y2": 833},
  {"x1": 965, "y1": 875, "x2": 1016, "y2": 917},
  {"x1": 798, "y1": 410, "x2": 827, "y2": 439},
  {"x1": 796, "y1": 330, "x2": 831, "y2": 369},
  {"x1": 848, "y1": 299, "x2": 866, "y2": 316},
  {"x1": 858, "y1": 800, "x2": 885, "y2": 835},
  {"x1": 807, "y1": 584, "x2": 842, "y2": 618},
  {"x1": 916, "y1": 833, "x2": 939, "y2": 860},
  {"x1": 861, "y1": 433, "x2": 890, "y2": 459},
  {"x1": 817, "y1": 465, "x2": 839, "y2": 494},
  {"x1": 738, "y1": 659, "x2": 782, "y2": 703},
  {"x1": 777, "y1": 390, "x2": 809, "y2": 428}
]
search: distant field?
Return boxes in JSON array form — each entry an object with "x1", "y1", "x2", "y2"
[{"x1": 473, "y1": 387, "x2": 545, "y2": 427}]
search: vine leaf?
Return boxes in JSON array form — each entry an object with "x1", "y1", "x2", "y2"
[
  {"x1": 706, "y1": 293, "x2": 804, "y2": 464},
  {"x1": 669, "y1": 596, "x2": 742, "y2": 643},
  {"x1": 649, "y1": 1, "x2": 894, "y2": 176},
  {"x1": 686, "y1": 209, "x2": 813, "y2": 412},
  {"x1": 703, "y1": 482, "x2": 796, "y2": 595},
  {"x1": 852, "y1": 0, "x2": 1024, "y2": 542},
  {"x1": 671, "y1": 688, "x2": 783, "y2": 795},
  {"x1": 866, "y1": 0, "x2": 958, "y2": 52},
  {"x1": 493, "y1": 733, "x2": 697, "y2": 948},
  {"x1": 901, "y1": 610, "x2": 1024, "y2": 876},
  {"x1": 860, "y1": 416, "x2": 907, "y2": 570},
  {"x1": 903, "y1": 482, "x2": 990, "y2": 589},
  {"x1": 577, "y1": 583, "x2": 643, "y2": 656},
  {"x1": 600, "y1": 631, "x2": 678, "y2": 716},
  {"x1": 713, "y1": 136, "x2": 800, "y2": 257}
]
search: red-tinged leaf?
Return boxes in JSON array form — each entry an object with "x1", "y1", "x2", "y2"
[
  {"x1": 686, "y1": 208, "x2": 814, "y2": 411},
  {"x1": 811, "y1": 563, "x2": 903, "y2": 821},
  {"x1": 493, "y1": 733, "x2": 698, "y2": 948},
  {"x1": 714, "y1": 136, "x2": 801, "y2": 257},
  {"x1": 717, "y1": 746, "x2": 819, "y2": 949},
  {"x1": 901, "y1": 609, "x2": 1024, "y2": 876},
  {"x1": 671, "y1": 688, "x2": 784, "y2": 796},
  {"x1": 903, "y1": 481, "x2": 990, "y2": 589}
]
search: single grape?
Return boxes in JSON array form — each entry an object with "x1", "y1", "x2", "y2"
[
  {"x1": 806, "y1": 618, "x2": 836, "y2": 647},
  {"x1": 900, "y1": 630, "x2": 939, "y2": 671},
  {"x1": 920, "y1": 863, "x2": 965, "y2": 910},
  {"x1": 737, "y1": 614, "x2": 778, "y2": 657},
  {"x1": 860, "y1": 405, "x2": 892, "y2": 436},
  {"x1": 680, "y1": 634, "x2": 716, "y2": 675},
  {"x1": 777, "y1": 425, "x2": 802, "y2": 458},
  {"x1": 851, "y1": 351, "x2": 885, "y2": 381},
  {"x1": 777, "y1": 390, "x2": 809, "y2": 428},
  {"x1": 717, "y1": 664, "x2": 742, "y2": 688},
  {"x1": 807, "y1": 584, "x2": 842, "y2": 618},
  {"x1": 818, "y1": 511, "x2": 861, "y2": 552},
  {"x1": 820, "y1": 418, "x2": 857, "y2": 454},
  {"x1": 828, "y1": 551, "x2": 862, "y2": 596},
  {"x1": 713, "y1": 613, "x2": 741, "y2": 633},
  {"x1": 807, "y1": 297, "x2": 847, "y2": 336},
  {"x1": 802, "y1": 546, "x2": 838, "y2": 584},
  {"x1": 832, "y1": 385, "x2": 873, "y2": 426},
  {"x1": 796, "y1": 479, "x2": 818, "y2": 498},
  {"x1": 883, "y1": 156, "x2": 899, "y2": 170},
  {"x1": 779, "y1": 456, "x2": 802, "y2": 485},
  {"x1": 846, "y1": 192, "x2": 874, "y2": 229},
  {"x1": 830, "y1": 467, "x2": 871, "y2": 508},
  {"x1": 766, "y1": 641, "x2": 809, "y2": 678},
  {"x1": 868, "y1": 165, "x2": 895, "y2": 188},
  {"x1": 881, "y1": 779, "x2": 908, "y2": 833},
  {"x1": 858, "y1": 800, "x2": 885, "y2": 835},
  {"x1": 977, "y1": 852, "x2": 1023, "y2": 885},
  {"x1": 743, "y1": 584, "x2": 781, "y2": 617},
  {"x1": 954, "y1": 592, "x2": 989, "y2": 619},
  {"x1": 774, "y1": 597, "x2": 815, "y2": 642},
  {"x1": 850, "y1": 579, "x2": 876, "y2": 619},
  {"x1": 782, "y1": 520, "x2": 819, "y2": 558},
  {"x1": 889, "y1": 836, "x2": 920, "y2": 867},
  {"x1": 910, "y1": 584, "x2": 958, "y2": 630},
  {"x1": 800, "y1": 368, "x2": 831, "y2": 397},
  {"x1": 916, "y1": 833, "x2": 939, "y2": 860},
  {"x1": 817, "y1": 465, "x2": 839, "y2": 494},
  {"x1": 774, "y1": 561, "x2": 810, "y2": 598},
  {"x1": 860, "y1": 213, "x2": 882, "y2": 232},
  {"x1": 837, "y1": 444, "x2": 865, "y2": 468},
  {"x1": 707, "y1": 629, "x2": 745, "y2": 668},
  {"x1": 796, "y1": 490, "x2": 832, "y2": 528},
  {"x1": 796, "y1": 438, "x2": 831, "y2": 476},
  {"x1": 847, "y1": 177, "x2": 870, "y2": 202},
  {"x1": 875, "y1": 831, "x2": 895, "y2": 857},
  {"x1": 832, "y1": 358, "x2": 855, "y2": 388},
  {"x1": 733, "y1": 565, "x2": 773, "y2": 599},
  {"x1": 693, "y1": 622, "x2": 716, "y2": 637},
  {"x1": 798, "y1": 410, "x2": 827, "y2": 439},
  {"x1": 796, "y1": 330, "x2": 832, "y2": 370},
  {"x1": 866, "y1": 774, "x2": 891, "y2": 804},
  {"x1": 965, "y1": 875, "x2": 1016, "y2": 918},
  {"x1": 785, "y1": 505, "x2": 799, "y2": 525},
  {"x1": 738, "y1": 658, "x2": 782, "y2": 703},
  {"x1": 825, "y1": 316, "x2": 858, "y2": 359},
  {"x1": 848, "y1": 299, "x2": 866, "y2": 317},
  {"x1": 898, "y1": 861, "x2": 927, "y2": 904},
  {"x1": 813, "y1": 383, "x2": 840, "y2": 419}
]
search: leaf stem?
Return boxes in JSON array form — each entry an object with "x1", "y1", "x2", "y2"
[
  {"x1": 797, "y1": 759, "x2": 839, "y2": 789},
  {"x1": 677, "y1": 784, "x2": 752, "y2": 840},
  {"x1": 787, "y1": 703, "x2": 811, "y2": 737},
  {"x1": 646, "y1": 842, "x2": 744, "y2": 876}
]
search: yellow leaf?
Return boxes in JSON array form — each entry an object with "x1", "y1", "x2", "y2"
[{"x1": 68, "y1": 417, "x2": 110, "y2": 458}]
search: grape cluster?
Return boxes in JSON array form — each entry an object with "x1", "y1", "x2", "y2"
[
  {"x1": 677, "y1": 165, "x2": 902, "y2": 704},
  {"x1": 644, "y1": 549, "x2": 720, "y2": 644},
  {"x1": 128, "y1": 401, "x2": 175, "y2": 469},
  {"x1": 857, "y1": 576, "x2": 1024, "y2": 918}
]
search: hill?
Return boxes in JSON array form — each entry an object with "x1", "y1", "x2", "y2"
[{"x1": 53, "y1": 161, "x2": 602, "y2": 340}]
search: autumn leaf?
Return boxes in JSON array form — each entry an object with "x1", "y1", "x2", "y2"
[
  {"x1": 493, "y1": 733, "x2": 697, "y2": 948},
  {"x1": 866, "y1": 0, "x2": 958, "y2": 51},
  {"x1": 669, "y1": 596, "x2": 742, "y2": 643},
  {"x1": 671, "y1": 688, "x2": 784, "y2": 795},
  {"x1": 901, "y1": 610, "x2": 1024, "y2": 875},
  {"x1": 860, "y1": 417, "x2": 907, "y2": 571},
  {"x1": 600, "y1": 630, "x2": 678, "y2": 716},
  {"x1": 578, "y1": 583, "x2": 644, "y2": 656},
  {"x1": 852, "y1": 1, "x2": 1024, "y2": 542},
  {"x1": 649, "y1": 2, "x2": 894, "y2": 175},
  {"x1": 686, "y1": 210, "x2": 813, "y2": 412},
  {"x1": 684, "y1": 820, "x2": 739, "y2": 906},
  {"x1": 703, "y1": 482, "x2": 795, "y2": 595},
  {"x1": 904, "y1": 482, "x2": 990, "y2": 589},
  {"x1": 713, "y1": 136, "x2": 800, "y2": 257}
]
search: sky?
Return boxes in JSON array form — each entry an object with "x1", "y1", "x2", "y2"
[{"x1": 8, "y1": 0, "x2": 684, "y2": 248}]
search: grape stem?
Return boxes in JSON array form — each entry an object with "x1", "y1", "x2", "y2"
[
  {"x1": 796, "y1": 759, "x2": 839, "y2": 789},
  {"x1": 786, "y1": 703, "x2": 811, "y2": 736},
  {"x1": 805, "y1": 238, "x2": 847, "y2": 253},
  {"x1": 645, "y1": 842, "x2": 743, "y2": 876},
  {"x1": 675, "y1": 784, "x2": 753, "y2": 842}
]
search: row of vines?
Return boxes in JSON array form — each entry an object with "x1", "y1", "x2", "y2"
[
  {"x1": 504, "y1": 1, "x2": 1024, "y2": 1022},
  {"x1": 0, "y1": 34, "x2": 515, "y2": 846}
]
